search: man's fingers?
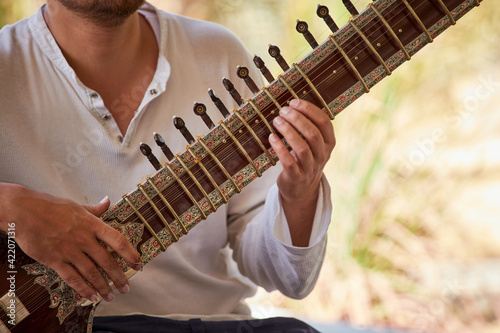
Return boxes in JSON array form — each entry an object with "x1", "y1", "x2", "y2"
[
  {"x1": 273, "y1": 116, "x2": 312, "y2": 166},
  {"x1": 83, "y1": 199, "x2": 140, "y2": 298},
  {"x1": 5, "y1": 188, "x2": 140, "y2": 303},
  {"x1": 278, "y1": 107, "x2": 325, "y2": 161},
  {"x1": 69, "y1": 250, "x2": 116, "y2": 301},
  {"x1": 288, "y1": 99, "x2": 336, "y2": 146},
  {"x1": 269, "y1": 133, "x2": 301, "y2": 177},
  {"x1": 83, "y1": 196, "x2": 110, "y2": 217},
  {"x1": 55, "y1": 262, "x2": 99, "y2": 303},
  {"x1": 95, "y1": 222, "x2": 142, "y2": 268},
  {"x1": 84, "y1": 239, "x2": 131, "y2": 296}
]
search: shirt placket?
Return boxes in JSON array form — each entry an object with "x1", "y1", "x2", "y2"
[{"x1": 87, "y1": 90, "x2": 125, "y2": 144}]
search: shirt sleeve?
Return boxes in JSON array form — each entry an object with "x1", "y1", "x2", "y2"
[{"x1": 227, "y1": 164, "x2": 332, "y2": 299}]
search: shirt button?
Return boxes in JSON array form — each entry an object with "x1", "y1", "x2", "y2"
[
  {"x1": 102, "y1": 114, "x2": 111, "y2": 120},
  {"x1": 90, "y1": 92, "x2": 99, "y2": 98},
  {"x1": 118, "y1": 136, "x2": 123, "y2": 143},
  {"x1": 150, "y1": 89, "x2": 158, "y2": 95}
]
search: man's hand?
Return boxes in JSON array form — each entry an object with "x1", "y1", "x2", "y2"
[
  {"x1": 0, "y1": 183, "x2": 142, "y2": 302},
  {"x1": 269, "y1": 99, "x2": 335, "y2": 247}
]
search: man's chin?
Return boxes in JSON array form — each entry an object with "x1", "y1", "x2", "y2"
[{"x1": 56, "y1": 0, "x2": 146, "y2": 27}]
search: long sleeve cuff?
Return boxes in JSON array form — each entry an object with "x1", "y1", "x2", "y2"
[{"x1": 230, "y1": 172, "x2": 333, "y2": 299}]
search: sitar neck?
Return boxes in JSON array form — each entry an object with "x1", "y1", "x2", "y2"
[{"x1": 100, "y1": 0, "x2": 482, "y2": 267}]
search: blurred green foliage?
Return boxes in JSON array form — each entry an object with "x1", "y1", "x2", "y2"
[
  {"x1": 0, "y1": 0, "x2": 26, "y2": 28},
  {"x1": 0, "y1": 1, "x2": 12, "y2": 27}
]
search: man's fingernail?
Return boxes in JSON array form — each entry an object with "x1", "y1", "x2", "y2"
[
  {"x1": 120, "y1": 284, "x2": 130, "y2": 294},
  {"x1": 90, "y1": 294, "x2": 99, "y2": 302},
  {"x1": 274, "y1": 117, "x2": 284, "y2": 126},
  {"x1": 106, "y1": 292, "x2": 115, "y2": 302},
  {"x1": 131, "y1": 261, "x2": 143, "y2": 271},
  {"x1": 289, "y1": 99, "x2": 299, "y2": 108},
  {"x1": 280, "y1": 107, "x2": 290, "y2": 115},
  {"x1": 269, "y1": 134, "x2": 278, "y2": 143},
  {"x1": 99, "y1": 196, "x2": 109, "y2": 204}
]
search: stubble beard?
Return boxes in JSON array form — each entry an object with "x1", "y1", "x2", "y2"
[{"x1": 56, "y1": 0, "x2": 146, "y2": 27}]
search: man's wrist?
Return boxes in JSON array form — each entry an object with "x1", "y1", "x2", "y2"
[
  {"x1": 280, "y1": 186, "x2": 320, "y2": 247},
  {"x1": 279, "y1": 179, "x2": 320, "y2": 208}
]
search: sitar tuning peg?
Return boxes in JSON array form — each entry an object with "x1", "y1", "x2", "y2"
[
  {"x1": 342, "y1": 0, "x2": 359, "y2": 17},
  {"x1": 268, "y1": 44, "x2": 289, "y2": 72},
  {"x1": 317, "y1": 5, "x2": 339, "y2": 33},
  {"x1": 193, "y1": 102, "x2": 215, "y2": 129},
  {"x1": 296, "y1": 20, "x2": 318, "y2": 49},
  {"x1": 222, "y1": 77, "x2": 244, "y2": 106},
  {"x1": 153, "y1": 132, "x2": 174, "y2": 161},
  {"x1": 208, "y1": 89, "x2": 230, "y2": 118},
  {"x1": 140, "y1": 142, "x2": 162, "y2": 171},
  {"x1": 237, "y1": 66, "x2": 260, "y2": 94},
  {"x1": 173, "y1": 116, "x2": 195, "y2": 144},
  {"x1": 253, "y1": 55, "x2": 275, "y2": 84}
]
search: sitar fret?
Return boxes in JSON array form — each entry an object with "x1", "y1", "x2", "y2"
[
  {"x1": 278, "y1": 75, "x2": 300, "y2": 100},
  {"x1": 147, "y1": 178, "x2": 186, "y2": 236},
  {"x1": 138, "y1": 185, "x2": 178, "y2": 243},
  {"x1": 247, "y1": 99, "x2": 276, "y2": 137},
  {"x1": 281, "y1": 73, "x2": 323, "y2": 110},
  {"x1": 329, "y1": 35, "x2": 370, "y2": 93},
  {"x1": 369, "y1": 3, "x2": 411, "y2": 60},
  {"x1": 260, "y1": 77, "x2": 321, "y2": 126},
  {"x1": 348, "y1": 19, "x2": 392, "y2": 76},
  {"x1": 123, "y1": 196, "x2": 167, "y2": 251},
  {"x1": 402, "y1": 0, "x2": 433, "y2": 42},
  {"x1": 435, "y1": 0, "x2": 456, "y2": 24},
  {"x1": 261, "y1": 75, "x2": 319, "y2": 118},
  {"x1": 294, "y1": 63, "x2": 335, "y2": 120},
  {"x1": 233, "y1": 109, "x2": 275, "y2": 165},
  {"x1": 198, "y1": 137, "x2": 241, "y2": 193},
  {"x1": 187, "y1": 147, "x2": 229, "y2": 203},
  {"x1": 262, "y1": 87, "x2": 282, "y2": 109},
  {"x1": 219, "y1": 121, "x2": 262, "y2": 177},
  {"x1": 176, "y1": 156, "x2": 217, "y2": 212},
  {"x1": 164, "y1": 162, "x2": 207, "y2": 220}
]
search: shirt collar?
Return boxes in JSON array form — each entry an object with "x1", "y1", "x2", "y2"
[{"x1": 27, "y1": 3, "x2": 171, "y2": 148}]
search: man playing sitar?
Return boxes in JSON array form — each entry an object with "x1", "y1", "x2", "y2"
[{"x1": 0, "y1": 0, "x2": 334, "y2": 331}]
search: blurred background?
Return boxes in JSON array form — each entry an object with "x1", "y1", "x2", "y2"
[{"x1": 2, "y1": 1, "x2": 499, "y2": 332}]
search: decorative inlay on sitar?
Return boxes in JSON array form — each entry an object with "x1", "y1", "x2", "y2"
[{"x1": 0, "y1": 0, "x2": 485, "y2": 331}]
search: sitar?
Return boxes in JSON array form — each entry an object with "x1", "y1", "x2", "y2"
[{"x1": 0, "y1": 0, "x2": 485, "y2": 331}]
